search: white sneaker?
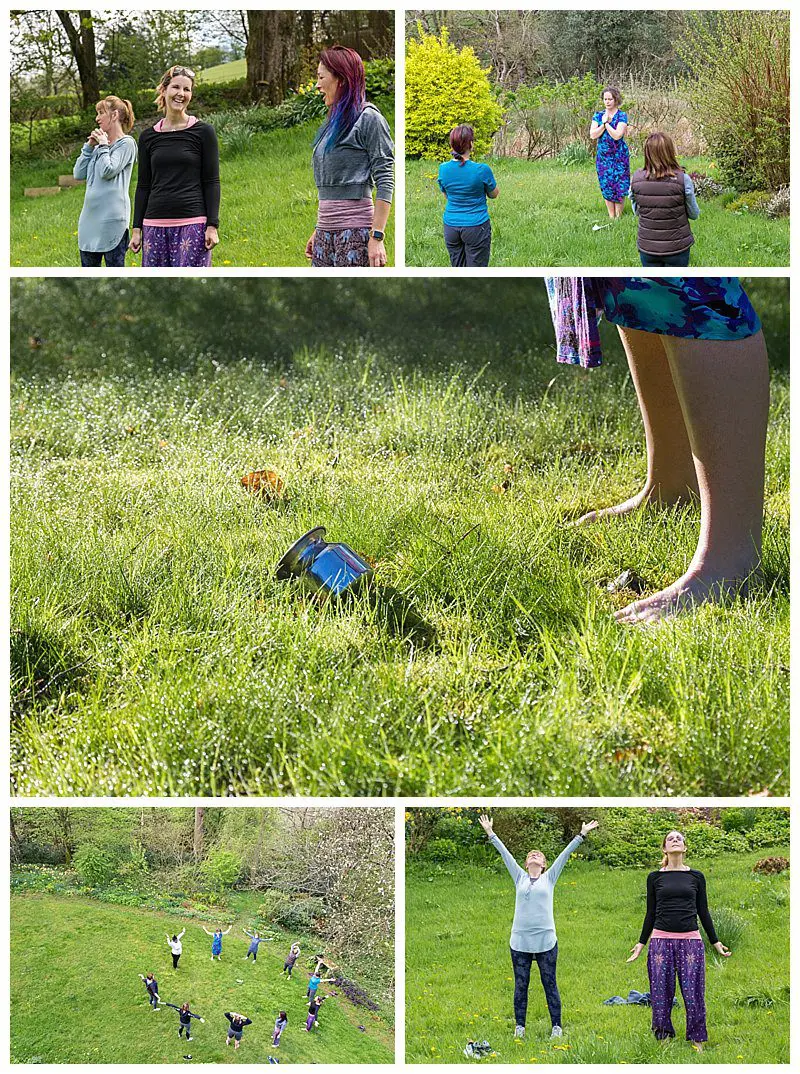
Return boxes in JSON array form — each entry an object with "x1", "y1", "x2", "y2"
[
  {"x1": 550, "y1": 1026, "x2": 563, "y2": 1039},
  {"x1": 514, "y1": 1026, "x2": 525, "y2": 1039}
]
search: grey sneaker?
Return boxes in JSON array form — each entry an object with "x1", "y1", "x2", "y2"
[
  {"x1": 550, "y1": 1026, "x2": 563, "y2": 1039},
  {"x1": 514, "y1": 1025, "x2": 525, "y2": 1039}
]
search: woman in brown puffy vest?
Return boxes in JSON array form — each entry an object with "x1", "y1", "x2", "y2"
[{"x1": 631, "y1": 133, "x2": 700, "y2": 267}]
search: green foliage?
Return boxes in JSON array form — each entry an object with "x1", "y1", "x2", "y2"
[
  {"x1": 272, "y1": 896, "x2": 327, "y2": 931},
  {"x1": 557, "y1": 140, "x2": 592, "y2": 167},
  {"x1": 721, "y1": 807, "x2": 759, "y2": 833},
  {"x1": 590, "y1": 809, "x2": 680, "y2": 868},
  {"x1": 201, "y1": 850, "x2": 241, "y2": 890},
  {"x1": 73, "y1": 845, "x2": 118, "y2": 887},
  {"x1": 725, "y1": 190, "x2": 772, "y2": 216},
  {"x1": 506, "y1": 74, "x2": 603, "y2": 160},
  {"x1": 406, "y1": 25, "x2": 504, "y2": 159},
  {"x1": 419, "y1": 838, "x2": 460, "y2": 862},
  {"x1": 705, "y1": 906, "x2": 748, "y2": 952},
  {"x1": 679, "y1": 11, "x2": 789, "y2": 190},
  {"x1": 747, "y1": 809, "x2": 791, "y2": 848},
  {"x1": 540, "y1": 10, "x2": 685, "y2": 81}
]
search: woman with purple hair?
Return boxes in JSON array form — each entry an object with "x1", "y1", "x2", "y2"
[
  {"x1": 306, "y1": 45, "x2": 394, "y2": 268},
  {"x1": 546, "y1": 277, "x2": 769, "y2": 624}
]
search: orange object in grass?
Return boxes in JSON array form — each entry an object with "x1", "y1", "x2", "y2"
[{"x1": 241, "y1": 469, "x2": 285, "y2": 498}]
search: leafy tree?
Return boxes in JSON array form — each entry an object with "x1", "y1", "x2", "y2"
[
  {"x1": 74, "y1": 845, "x2": 117, "y2": 886},
  {"x1": 678, "y1": 10, "x2": 789, "y2": 191},
  {"x1": 406, "y1": 25, "x2": 504, "y2": 159},
  {"x1": 55, "y1": 10, "x2": 99, "y2": 108}
]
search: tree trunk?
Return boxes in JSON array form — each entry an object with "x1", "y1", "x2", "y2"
[
  {"x1": 193, "y1": 807, "x2": 205, "y2": 861},
  {"x1": 246, "y1": 10, "x2": 300, "y2": 104},
  {"x1": 56, "y1": 10, "x2": 99, "y2": 109}
]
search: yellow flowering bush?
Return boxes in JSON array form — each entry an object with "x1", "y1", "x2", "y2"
[{"x1": 406, "y1": 25, "x2": 504, "y2": 159}]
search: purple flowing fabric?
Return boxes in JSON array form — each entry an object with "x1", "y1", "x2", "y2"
[{"x1": 545, "y1": 276, "x2": 604, "y2": 368}]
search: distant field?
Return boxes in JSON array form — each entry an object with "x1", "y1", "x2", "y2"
[{"x1": 198, "y1": 58, "x2": 246, "y2": 83}]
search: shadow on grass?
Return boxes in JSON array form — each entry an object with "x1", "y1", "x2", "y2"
[{"x1": 10, "y1": 625, "x2": 92, "y2": 720}]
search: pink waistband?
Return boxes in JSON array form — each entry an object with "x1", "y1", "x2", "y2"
[
  {"x1": 317, "y1": 198, "x2": 374, "y2": 229},
  {"x1": 651, "y1": 930, "x2": 702, "y2": 940},
  {"x1": 143, "y1": 216, "x2": 207, "y2": 227}
]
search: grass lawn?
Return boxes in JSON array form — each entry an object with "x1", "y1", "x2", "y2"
[
  {"x1": 198, "y1": 59, "x2": 247, "y2": 82},
  {"x1": 405, "y1": 848, "x2": 790, "y2": 1064},
  {"x1": 11, "y1": 893, "x2": 393, "y2": 1064},
  {"x1": 10, "y1": 108, "x2": 394, "y2": 268},
  {"x1": 10, "y1": 280, "x2": 789, "y2": 796},
  {"x1": 406, "y1": 157, "x2": 789, "y2": 267}
]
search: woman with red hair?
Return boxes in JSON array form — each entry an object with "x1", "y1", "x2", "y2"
[{"x1": 306, "y1": 45, "x2": 394, "y2": 268}]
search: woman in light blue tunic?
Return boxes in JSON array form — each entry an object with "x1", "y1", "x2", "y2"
[
  {"x1": 545, "y1": 276, "x2": 769, "y2": 625},
  {"x1": 479, "y1": 814, "x2": 598, "y2": 1039},
  {"x1": 73, "y1": 95, "x2": 137, "y2": 267}
]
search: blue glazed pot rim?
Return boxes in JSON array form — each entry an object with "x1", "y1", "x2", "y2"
[{"x1": 276, "y1": 526, "x2": 327, "y2": 579}]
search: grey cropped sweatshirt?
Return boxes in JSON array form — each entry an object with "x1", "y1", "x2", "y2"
[{"x1": 312, "y1": 103, "x2": 394, "y2": 203}]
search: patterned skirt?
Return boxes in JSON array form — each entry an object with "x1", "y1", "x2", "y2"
[
  {"x1": 312, "y1": 227, "x2": 371, "y2": 268},
  {"x1": 546, "y1": 277, "x2": 762, "y2": 368},
  {"x1": 142, "y1": 222, "x2": 212, "y2": 268}
]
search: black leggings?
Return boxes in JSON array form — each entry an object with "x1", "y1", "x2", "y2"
[
  {"x1": 172, "y1": 953, "x2": 180, "y2": 969},
  {"x1": 510, "y1": 943, "x2": 561, "y2": 1028}
]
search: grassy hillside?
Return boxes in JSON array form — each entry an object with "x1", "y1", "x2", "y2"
[{"x1": 11, "y1": 894, "x2": 393, "y2": 1064}]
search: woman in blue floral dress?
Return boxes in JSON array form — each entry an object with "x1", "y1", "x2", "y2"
[
  {"x1": 546, "y1": 277, "x2": 769, "y2": 624},
  {"x1": 590, "y1": 88, "x2": 630, "y2": 218}
]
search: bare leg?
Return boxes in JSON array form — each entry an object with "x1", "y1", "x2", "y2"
[
  {"x1": 614, "y1": 200, "x2": 624, "y2": 219},
  {"x1": 603, "y1": 198, "x2": 617, "y2": 219},
  {"x1": 616, "y1": 330, "x2": 769, "y2": 624},
  {"x1": 574, "y1": 327, "x2": 698, "y2": 525}
]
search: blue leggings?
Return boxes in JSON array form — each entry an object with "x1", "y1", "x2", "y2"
[{"x1": 510, "y1": 943, "x2": 561, "y2": 1028}]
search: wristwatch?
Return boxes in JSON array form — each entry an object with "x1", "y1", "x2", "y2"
[{"x1": 371, "y1": 229, "x2": 385, "y2": 241}]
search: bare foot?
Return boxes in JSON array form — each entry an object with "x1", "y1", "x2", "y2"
[
  {"x1": 614, "y1": 567, "x2": 759, "y2": 625},
  {"x1": 571, "y1": 482, "x2": 698, "y2": 526}
]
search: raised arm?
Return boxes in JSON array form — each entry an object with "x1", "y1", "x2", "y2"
[
  {"x1": 546, "y1": 834, "x2": 584, "y2": 885},
  {"x1": 480, "y1": 815, "x2": 524, "y2": 884},
  {"x1": 177, "y1": 929, "x2": 185, "y2": 940},
  {"x1": 222, "y1": 925, "x2": 232, "y2": 935},
  {"x1": 202, "y1": 926, "x2": 212, "y2": 935},
  {"x1": 244, "y1": 929, "x2": 254, "y2": 939}
]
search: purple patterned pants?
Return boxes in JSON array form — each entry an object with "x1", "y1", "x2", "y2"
[
  {"x1": 142, "y1": 223, "x2": 212, "y2": 268},
  {"x1": 647, "y1": 938, "x2": 707, "y2": 1042},
  {"x1": 312, "y1": 227, "x2": 370, "y2": 267}
]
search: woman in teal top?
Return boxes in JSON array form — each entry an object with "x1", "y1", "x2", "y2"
[
  {"x1": 437, "y1": 125, "x2": 498, "y2": 267},
  {"x1": 73, "y1": 95, "x2": 137, "y2": 267},
  {"x1": 479, "y1": 814, "x2": 598, "y2": 1039}
]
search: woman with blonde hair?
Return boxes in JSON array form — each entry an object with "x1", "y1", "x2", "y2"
[
  {"x1": 73, "y1": 95, "x2": 137, "y2": 266},
  {"x1": 631, "y1": 132, "x2": 700, "y2": 266},
  {"x1": 627, "y1": 830, "x2": 731, "y2": 1049},
  {"x1": 478, "y1": 813, "x2": 598, "y2": 1040},
  {"x1": 131, "y1": 64, "x2": 220, "y2": 267}
]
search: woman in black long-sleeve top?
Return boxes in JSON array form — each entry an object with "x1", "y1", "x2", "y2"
[
  {"x1": 130, "y1": 65, "x2": 220, "y2": 267},
  {"x1": 627, "y1": 830, "x2": 731, "y2": 1049}
]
